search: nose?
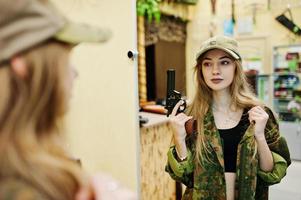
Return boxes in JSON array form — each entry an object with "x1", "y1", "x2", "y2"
[
  {"x1": 73, "y1": 68, "x2": 79, "y2": 79},
  {"x1": 212, "y1": 63, "x2": 220, "y2": 75},
  {"x1": 70, "y1": 65, "x2": 78, "y2": 79}
]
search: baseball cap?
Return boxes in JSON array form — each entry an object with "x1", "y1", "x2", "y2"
[
  {"x1": 196, "y1": 35, "x2": 241, "y2": 61},
  {"x1": 0, "y1": 0, "x2": 112, "y2": 64}
]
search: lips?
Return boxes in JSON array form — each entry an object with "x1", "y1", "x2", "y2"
[{"x1": 211, "y1": 78, "x2": 223, "y2": 84}]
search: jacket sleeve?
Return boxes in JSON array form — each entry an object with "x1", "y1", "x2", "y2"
[
  {"x1": 165, "y1": 145, "x2": 194, "y2": 188},
  {"x1": 264, "y1": 107, "x2": 291, "y2": 166},
  {"x1": 256, "y1": 107, "x2": 291, "y2": 186},
  {"x1": 257, "y1": 151, "x2": 287, "y2": 185}
]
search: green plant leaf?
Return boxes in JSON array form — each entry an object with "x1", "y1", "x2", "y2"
[
  {"x1": 154, "y1": 12, "x2": 161, "y2": 23},
  {"x1": 136, "y1": 0, "x2": 161, "y2": 23}
]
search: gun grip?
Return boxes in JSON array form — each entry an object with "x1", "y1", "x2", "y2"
[{"x1": 185, "y1": 119, "x2": 196, "y2": 135}]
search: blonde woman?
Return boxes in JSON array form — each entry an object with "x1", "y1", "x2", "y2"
[
  {"x1": 0, "y1": 0, "x2": 135, "y2": 200},
  {"x1": 166, "y1": 36, "x2": 290, "y2": 200}
]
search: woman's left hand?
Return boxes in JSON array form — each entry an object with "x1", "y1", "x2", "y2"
[{"x1": 248, "y1": 106, "x2": 269, "y2": 140}]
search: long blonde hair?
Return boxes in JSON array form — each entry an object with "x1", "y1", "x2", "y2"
[
  {"x1": 0, "y1": 40, "x2": 84, "y2": 199},
  {"x1": 186, "y1": 53, "x2": 263, "y2": 164}
]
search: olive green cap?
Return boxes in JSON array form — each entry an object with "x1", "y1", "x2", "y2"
[{"x1": 196, "y1": 35, "x2": 241, "y2": 61}]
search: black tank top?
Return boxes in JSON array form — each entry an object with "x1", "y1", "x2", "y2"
[{"x1": 218, "y1": 109, "x2": 250, "y2": 172}]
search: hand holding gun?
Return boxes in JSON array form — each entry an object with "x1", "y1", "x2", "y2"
[
  {"x1": 165, "y1": 69, "x2": 186, "y2": 117},
  {"x1": 165, "y1": 69, "x2": 195, "y2": 135}
]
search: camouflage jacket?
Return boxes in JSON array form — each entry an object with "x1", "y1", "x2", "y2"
[{"x1": 166, "y1": 107, "x2": 291, "y2": 200}]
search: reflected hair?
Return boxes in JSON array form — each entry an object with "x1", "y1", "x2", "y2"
[{"x1": 0, "y1": 40, "x2": 84, "y2": 199}]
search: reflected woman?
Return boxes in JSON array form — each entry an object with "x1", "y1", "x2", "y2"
[{"x1": 166, "y1": 35, "x2": 290, "y2": 200}]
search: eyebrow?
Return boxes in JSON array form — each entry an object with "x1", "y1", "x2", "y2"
[
  {"x1": 203, "y1": 56, "x2": 231, "y2": 61},
  {"x1": 219, "y1": 56, "x2": 231, "y2": 60}
]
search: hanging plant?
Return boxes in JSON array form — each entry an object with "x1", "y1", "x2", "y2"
[{"x1": 137, "y1": 0, "x2": 161, "y2": 23}]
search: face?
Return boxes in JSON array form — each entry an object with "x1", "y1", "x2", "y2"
[{"x1": 200, "y1": 49, "x2": 235, "y2": 92}]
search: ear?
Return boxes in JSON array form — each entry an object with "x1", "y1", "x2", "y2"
[{"x1": 10, "y1": 56, "x2": 28, "y2": 79}]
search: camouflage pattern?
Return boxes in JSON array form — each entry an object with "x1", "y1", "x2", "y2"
[
  {"x1": 166, "y1": 107, "x2": 290, "y2": 200},
  {"x1": 0, "y1": 177, "x2": 48, "y2": 200}
]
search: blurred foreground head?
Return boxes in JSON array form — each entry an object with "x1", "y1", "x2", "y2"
[
  {"x1": 0, "y1": 0, "x2": 111, "y2": 64},
  {"x1": 0, "y1": 0, "x2": 111, "y2": 199}
]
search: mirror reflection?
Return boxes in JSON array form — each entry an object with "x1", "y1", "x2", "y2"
[{"x1": 138, "y1": 0, "x2": 301, "y2": 200}]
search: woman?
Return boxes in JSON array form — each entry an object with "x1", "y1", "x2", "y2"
[
  {"x1": 0, "y1": 39, "x2": 85, "y2": 200},
  {"x1": 0, "y1": 0, "x2": 135, "y2": 200},
  {"x1": 166, "y1": 35, "x2": 290, "y2": 200}
]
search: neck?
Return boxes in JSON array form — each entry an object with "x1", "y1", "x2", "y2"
[{"x1": 212, "y1": 89, "x2": 233, "y2": 111}]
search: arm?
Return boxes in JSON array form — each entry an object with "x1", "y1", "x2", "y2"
[
  {"x1": 257, "y1": 151, "x2": 287, "y2": 184},
  {"x1": 256, "y1": 107, "x2": 291, "y2": 185},
  {"x1": 248, "y1": 106, "x2": 273, "y2": 172},
  {"x1": 256, "y1": 137, "x2": 273, "y2": 172},
  {"x1": 174, "y1": 137, "x2": 188, "y2": 160},
  {"x1": 165, "y1": 142, "x2": 195, "y2": 188},
  {"x1": 165, "y1": 100, "x2": 195, "y2": 187},
  {"x1": 263, "y1": 108, "x2": 291, "y2": 166}
]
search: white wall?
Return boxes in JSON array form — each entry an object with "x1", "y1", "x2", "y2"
[{"x1": 52, "y1": 0, "x2": 140, "y2": 192}]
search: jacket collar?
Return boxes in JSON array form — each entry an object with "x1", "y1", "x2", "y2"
[
  {"x1": 203, "y1": 108, "x2": 224, "y2": 168},
  {"x1": 203, "y1": 107, "x2": 254, "y2": 168}
]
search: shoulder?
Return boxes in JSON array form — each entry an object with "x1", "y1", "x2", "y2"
[{"x1": 0, "y1": 177, "x2": 47, "y2": 200}]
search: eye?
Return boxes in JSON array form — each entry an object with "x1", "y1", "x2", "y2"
[
  {"x1": 220, "y1": 60, "x2": 231, "y2": 65},
  {"x1": 202, "y1": 62, "x2": 212, "y2": 67}
]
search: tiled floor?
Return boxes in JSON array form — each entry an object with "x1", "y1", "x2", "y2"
[{"x1": 270, "y1": 161, "x2": 301, "y2": 200}]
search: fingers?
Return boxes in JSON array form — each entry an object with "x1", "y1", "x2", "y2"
[
  {"x1": 184, "y1": 115, "x2": 193, "y2": 123},
  {"x1": 248, "y1": 106, "x2": 266, "y2": 115},
  {"x1": 170, "y1": 112, "x2": 192, "y2": 123},
  {"x1": 248, "y1": 112, "x2": 263, "y2": 119},
  {"x1": 248, "y1": 106, "x2": 268, "y2": 123},
  {"x1": 171, "y1": 100, "x2": 184, "y2": 117},
  {"x1": 248, "y1": 115, "x2": 261, "y2": 123},
  {"x1": 75, "y1": 186, "x2": 92, "y2": 200},
  {"x1": 248, "y1": 106, "x2": 268, "y2": 116},
  {"x1": 178, "y1": 115, "x2": 192, "y2": 125}
]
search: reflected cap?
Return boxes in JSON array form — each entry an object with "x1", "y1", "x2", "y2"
[{"x1": 196, "y1": 35, "x2": 241, "y2": 61}]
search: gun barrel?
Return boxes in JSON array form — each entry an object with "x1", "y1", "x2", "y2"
[{"x1": 166, "y1": 69, "x2": 175, "y2": 96}]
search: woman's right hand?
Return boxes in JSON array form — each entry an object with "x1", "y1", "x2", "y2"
[{"x1": 169, "y1": 100, "x2": 193, "y2": 144}]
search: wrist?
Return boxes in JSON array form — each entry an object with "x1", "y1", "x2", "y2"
[
  {"x1": 255, "y1": 134, "x2": 266, "y2": 142},
  {"x1": 175, "y1": 147, "x2": 187, "y2": 161},
  {"x1": 174, "y1": 136, "x2": 186, "y2": 145},
  {"x1": 174, "y1": 141, "x2": 187, "y2": 160}
]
